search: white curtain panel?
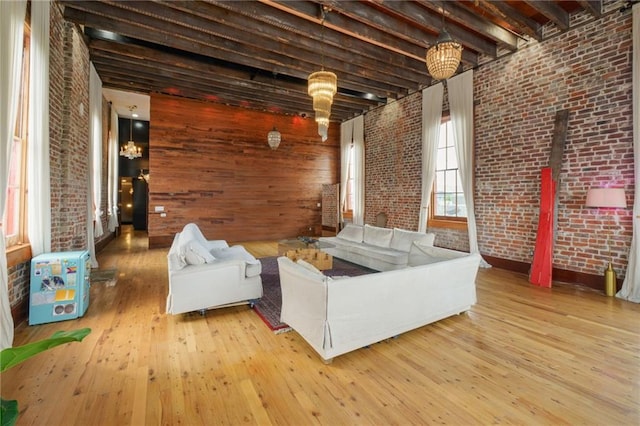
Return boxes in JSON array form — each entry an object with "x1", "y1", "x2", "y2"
[
  {"x1": 90, "y1": 63, "x2": 103, "y2": 238},
  {"x1": 448, "y1": 70, "x2": 490, "y2": 268},
  {"x1": 618, "y1": 3, "x2": 640, "y2": 302},
  {"x1": 87, "y1": 167, "x2": 98, "y2": 268},
  {"x1": 418, "y1": 83, "x2": 444, "y2": 233},
  {"x1": 0, "y1": 0, "x2": 27, "y2": 350},
  {"x1": 107, "y1": 106, "x2": 119, "y2": 232},
  {"x1": 340, "y1": 119, "x2": 354, "y2": 222},
  {"x1": 27, "y1": 0, "x2": 52, "y2": 257},
  {"x1": 352, "y1": 115, "x2": 365, "y2": 226}
]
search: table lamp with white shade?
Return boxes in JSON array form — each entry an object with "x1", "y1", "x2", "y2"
[{"x1": 585, "y1": 187, "x2": 627, "y2": 296}]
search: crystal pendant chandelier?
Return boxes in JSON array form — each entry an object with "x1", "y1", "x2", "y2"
[
  {"x1": 425, "y1": 4, "x2": 462, "y2": 80},
  {"x1": 267, "y1": 126, "x2": 281, "y2": 150},
  {"x1": 308, "y1": 7, "x2": 337, "y2": 142},
  {"x1": 120, "y1": 106, "x2": 142, "y2": 160},
  {"x1": 308, "y1": 71, "x2": 337, "y2": 141}
]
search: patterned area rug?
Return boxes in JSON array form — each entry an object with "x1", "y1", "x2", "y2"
[{"x1": 254, "y1": 256, "x2": 376, "y2": 333}]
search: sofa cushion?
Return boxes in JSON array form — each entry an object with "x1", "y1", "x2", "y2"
[
  {"x1": 408, "y1": 242, "x2": 468, "y2": 266},
  {"x1": 318, "y1": 236, "x2": 359, "y2": 252},
  {"x1": 349, "y1": 243, "x2": 408, "y2": 266},
  {"x1": 337, "y1": 223, "x2": 364, "y2": 243},
  {"x1": 211, "y1": 245, "x2": 262, "y2": 277},
  {"x1": 363, "y1": 224, "x2": 393, "y2": 248},
  {"x1": 182, "y1": 238, "x2": 216, "y2": 265},
  {"x1": 390, "y1": 228, "x2": 435, "y2": 252}
]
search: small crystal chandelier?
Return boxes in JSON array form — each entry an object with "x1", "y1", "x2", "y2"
[
  {"x1": 308, "y1": 7, "x2": 337, "y2": 142},
  {"x1": 267, "y1": 126, "x2": 281, "y2": 150},
  {"x1": 120, "y1": 106, "x2": 142, "y2": 160},
  {"x1": 425, "y1": 4, "x2": 462, "y2": 80}
]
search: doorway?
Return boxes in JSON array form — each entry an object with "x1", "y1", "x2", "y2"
[{"x1": 118, "y1": 116, "x2": 149, "y2": 230}]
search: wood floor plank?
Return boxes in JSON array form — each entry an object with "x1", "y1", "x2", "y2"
[{"x1": 3, "y1": 226, "x2": 639, "y2": 425}]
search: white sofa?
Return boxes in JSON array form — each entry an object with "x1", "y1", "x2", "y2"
[
  {"x1": 278, "y1": 244, "x2": 481, "y2": 362},
  {"x1": 319, "y1": 223, "x2": 436, "y2": 271},
  {"x1": 166, "y1": 223, "x2": 263, "y2": 315}
]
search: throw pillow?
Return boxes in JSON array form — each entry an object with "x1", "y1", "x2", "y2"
[
  {"x1": 337, "y1": 223, "x2": 364, "y2": 243},
  {"x1": 182, "y1": 239, "x2": 216, "y2": 265}
]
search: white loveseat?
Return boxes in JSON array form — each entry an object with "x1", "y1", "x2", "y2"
[
  {"x1": 319, "y1": 224, "x2": 436, "y2": 271},
  {"x1": 166, "y1": 223, "x2": 263, "y2": 315},
  {"x1": 278, "y1": 244, "x2": 481, "y2": 362}
]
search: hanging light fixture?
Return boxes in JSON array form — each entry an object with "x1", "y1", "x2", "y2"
[
  {"x1": 308, "y1": 6, "x2": 337, "y2": 142},
  {"x1": 267, "y1": 72, "x2": 282, "y2": 150},
  {"x1": 267, "y1": 126, "x2": 281, "y2": 150},
  {"x1": 120, "y1": 105, "x2": 142, "y2": 160},
  {"x1": 425, "y1": 3, "x2": 463, "y2": 80}
]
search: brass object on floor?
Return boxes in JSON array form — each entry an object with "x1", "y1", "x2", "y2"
[{"x1": 604, "y1": 262, "x2": 617, "y2": 297}]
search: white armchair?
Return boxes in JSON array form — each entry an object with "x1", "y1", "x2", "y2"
[{"x1": 166, "y1": 223, "x2": 263, "y2": 315}]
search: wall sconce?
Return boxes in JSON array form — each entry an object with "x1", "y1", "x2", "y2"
[
  {"x1": 585, "y1": 187, "x2": 627, "y2": 296},
  {"x1": 138, "y1": 169, "x2": 150, "y2": 183}
]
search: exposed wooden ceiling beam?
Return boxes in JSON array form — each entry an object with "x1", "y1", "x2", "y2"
[
  {"x1": 472, "y1": 0, "x2": 542, "y2": 41},
  {"x1": 523, "y1": 0, "x2": 570, "y2": 31},
  {"x1": 63, "y1": 4, "x2": 411, "y2": 98},
  {"x1": 160, "y1": 0, "x2": 427, "y2": 86},
  {"x1": 59, "y1": 0, "x2": 604, "y2": 122},
  {"x1": 89, "y1": 38, "x2": 379, "y2": 119},
  {"x1": 90, "y1": 41, "x2": 378, "y2": 113},
  {"x1": 576, "y1": 0, "x2": 602, "y2": 18},
  {"x1": 263, "y1": 0, "x2": 480, "y2": 65},
  {"x1": 411, "y1": 0, "x2": 519, "y2": 51}
]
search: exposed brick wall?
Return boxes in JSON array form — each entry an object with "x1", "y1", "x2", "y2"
[
  {"x1": 475, "y1": 8, "x2": 634, "y2": 279},
  {"x1": 364, "y1": 95, "x2": 423, "y2": 230},
  {"x1": 7, "y1": 261, "x2": 29, "y2": 312},
  {"x1": 52, "y1": 17, "x2": 90, "y2": 250},
  {"x1": 364, "y1": 7, "x2": 634, "y2": 281}
]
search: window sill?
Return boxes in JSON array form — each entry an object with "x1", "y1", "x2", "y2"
[
  {"x1": 6, "y1": 243, "x2": 31, "y2": 267},
  {"x1": 428, "y1": 218, "x2": 468, "y2": 231}
]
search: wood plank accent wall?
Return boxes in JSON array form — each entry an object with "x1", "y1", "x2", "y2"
[{"x1": 148, "y1": 93, "x2": 339, "y2": 248}]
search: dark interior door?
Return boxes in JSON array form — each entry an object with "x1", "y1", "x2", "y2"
[{"x1": 132, "y1": 178, "x2": 148, "y2": 230}]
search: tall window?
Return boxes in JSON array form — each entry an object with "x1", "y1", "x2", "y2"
[
  {"x1": 429, "y1": 117, "x2": 467, "y2": 228},
  {"x1": 344, "y1": 143, "x2": 355, "y2": 218},
  {"x1": 3, "y1": 26, "x2": 30, "y2": 248}
]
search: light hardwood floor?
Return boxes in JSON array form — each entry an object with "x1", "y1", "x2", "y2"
[{"x1": 3, "y1": 226, "x2": 639, "y2": 425}]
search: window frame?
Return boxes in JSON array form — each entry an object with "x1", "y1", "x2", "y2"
[
  {"x1": 4, "y1": 22, "x2": 31, "y2": 267},
  {"x1": 427, "y1": 114, "x2": 468, "y2": 231}
]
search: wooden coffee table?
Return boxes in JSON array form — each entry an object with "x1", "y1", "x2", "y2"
[
  {"x1": 285, "y1": 248, "x2": 333, "y2": 270},
  {"x1": 277, "y1": 238, "x2": 334, "y2": 256}
]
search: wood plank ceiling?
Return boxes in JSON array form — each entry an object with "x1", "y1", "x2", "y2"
[{"x1": 61, "y1": 0, "x2": 608, "y2": 123}]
